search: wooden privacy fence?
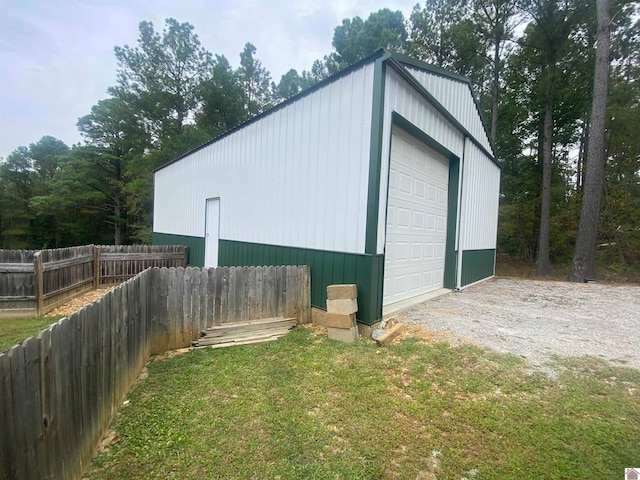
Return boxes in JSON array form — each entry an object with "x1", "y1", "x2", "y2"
[
  {"x1": 98, "y1": 245, "x2": 188, "y2": 286},
  {"x1": 0, "y1": 245, "x2": 187, "y2": 318},
  {"x1": 0, "y1": 265, "x2": 310, "y2": 480},
  {"x1": 0, "y1": 250, "x2": 37, "y2": 318}
]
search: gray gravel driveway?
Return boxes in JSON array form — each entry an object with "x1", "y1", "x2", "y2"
[{"x1": 397, "y1": 278, "x2": 640, "y2": 371}]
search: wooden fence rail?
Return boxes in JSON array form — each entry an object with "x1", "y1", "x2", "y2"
[
  {"x1": 0, "y1": 265, "x2": 310, "y2": 480},
  {"x1": 0, "y1": 245, "x2": 187, "y2": 318}
]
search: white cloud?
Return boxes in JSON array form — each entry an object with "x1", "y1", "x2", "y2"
[{"x1": 0, "y1": 0, "x2": 417, "y2": 158}]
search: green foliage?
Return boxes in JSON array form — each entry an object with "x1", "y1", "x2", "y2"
[
  {"x1": 198, "y1": 55, "x2": 247, "y2": 135},
  {"x1": 110, "y1": 18, "x2": 213, "y2": 142},
  {"x1": 329, "y1": 9, "x2": 407, "y2": 72},
  {"x1": 0, "y1": 136, "x2": 69, "y2": 248},
  {"x1": 274, "y1": 68, "x2": 305, "y2": 101},
  {"x1": 238, "y1": 42, "x2": 273, "y2": 117}
]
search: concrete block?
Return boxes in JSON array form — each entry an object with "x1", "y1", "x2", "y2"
[
  {"x1": 326, "y1": 298, "x2": 358, "y2": 314},
  {"x1": 323, "y1": 313, "x2": 356, "y2": 329},
  {"x1": 327, "y1": 284, "x2": 358, "y2": 300},
  {"x1": 327, "y1": 326, "x2": 359, "y2": 343}
]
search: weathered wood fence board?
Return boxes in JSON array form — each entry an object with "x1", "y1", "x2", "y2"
[
  {"x1": 0, "y1": 250, "x2": 37, "y2": 316},
  {"x1": 0, "y1": 245, "x2": 187, "y2": 318},
  {"x1": 39, "y1": 245, "x2": 96, "y2": 316},
  {"x1": 98, "y1": 245, "x2": 188, "y2": 285},
  {"x1": 0, "y1": 265, "x2": 310, "y2": 480}
]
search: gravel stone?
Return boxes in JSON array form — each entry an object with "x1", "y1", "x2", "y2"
[{"x1": 396, "y1": 278, "x2": 640, "y2": 372}]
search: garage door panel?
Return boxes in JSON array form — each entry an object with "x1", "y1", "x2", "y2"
[
  {"x1": 387, "y1": 199, "x2": 446, "y2": 233},
  {"x1": 384, "y1": 128, "x2": 449, "y2": 305}
]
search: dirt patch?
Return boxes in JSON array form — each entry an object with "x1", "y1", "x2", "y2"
[
  {"x1": 397, "y1": 278, "x2": 640, "y2": 372},
  {"x1": 45, "y1": 287, "x2": 116, "y2": 317}
]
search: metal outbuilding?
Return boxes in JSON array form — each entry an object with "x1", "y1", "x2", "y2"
[{"x1": 153, "y1": 49, "x2": 500, "y2": 328}]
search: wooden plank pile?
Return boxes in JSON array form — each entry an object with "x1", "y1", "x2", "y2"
[{"x1": 193, "y1": 317, "x2": 297, "y2": 349}]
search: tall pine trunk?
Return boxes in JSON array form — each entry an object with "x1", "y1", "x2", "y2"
[
  {"x1": 491, "y1": 32, "x2": 500, "y2": 145},
  {"x1": 568, "y1": 0, "x2": 611, "y2": 282},
  {"x1": 114, "y1": 190, "x2": 122, "y2": 246},
  {"x1": 537, "y1": 81, "x2": 554, "y2": 276}
]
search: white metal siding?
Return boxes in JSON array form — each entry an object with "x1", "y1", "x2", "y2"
[
  {"x1": 406, "y1": 67, "x2": 493, "y2": 154},
  {"x1": 377, "y1": 67, "x2": 465, "y2": 254},
  {"x1": 384, "y1": 128, "x2": 448, "y2": 305},
  {"x1": 460, "y1": 140, "x2": 501, "y2": 250},
  {"x1": 154, "y1": 63, "x2": 375, "y2": 254}
]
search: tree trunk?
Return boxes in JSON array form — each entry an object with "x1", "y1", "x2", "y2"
[
  {"x1": 568, "y1": 0, "x2": 611, "y2": 282},
  {"x1": 491, "y1": 33, "x2": 500, "y2": 146},
  {"x1": 576, "y1": 116, "x2": 589, "y2": 192},
  {"x1": 537, "y1": 83, "x2": 554, "y2": 276},
  {"x1": 114, "y1": 193, "x2": 122, "y2": 246},
  {"x1": 114, "y1": 159, "x2": 122, "y2": 246}
]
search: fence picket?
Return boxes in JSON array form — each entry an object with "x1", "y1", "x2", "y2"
[
  {"x1": 212, "y1": 267, "x2": 222, "y2": 326},
  {"x1": 191, "y1": 269, "x2": 201, "y2": 343},
  {"x1": 198, "y1": 269, "x2": 208, "y2": 333},
  {"x1": 8, "y1": 345, "x2": 31, "y2": 479},
  {"x1": 220, "y1": 267, "x2": 230, "y2": 325},
  {"x1": 23, "y1": 336, "x2": 46, "y2": 476},
  {"x1": 36, "y1": 327, "x2": 54, "y2": 478},
  {"x1": 0, "y1": 351, "x2": 17, "y2": 479}
]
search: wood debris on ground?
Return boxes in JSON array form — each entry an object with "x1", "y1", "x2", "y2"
[
  {"x1": 193, "y1": 317, "x2": 297, "y2": 348},
  {"x1": 375, "y1": 322, "x2": 406, "y2": 346}
]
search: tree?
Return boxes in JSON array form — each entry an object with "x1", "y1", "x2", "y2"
[
  {"x1": 275, "y1": 69, "x2": 304, "y2": 101},
  {"x1": 495, "y1": 1, "x2": 593, "y2": 267},
  {"x1": 0, "y1": 136, "x2": 69, "y2": 248},
  {"x1": 29, "y1": 146, "x2": 116, "y2": 247},
  {"x1": 199, "y1": 54, "x2": 247, "y2": 135},
  {"x1": 110, "y1": 18, "x2": 213, "y2": 144},
  {"x1": 73, "y1": 98, "x2": 147, "y2": 244},
  {"x1": 409, "y1": 0, "x2": 470, "y2": 68},
  {"x1": 519, "y1": 0, "x2": 586, "y2": 276},
  {"x1": 472, "y1": 0, "x2": 521, "y2": 144},
  {"x1": 568, "y1": 0, "x2": 612, "y2": 281},
  {"x1": 238, "y1": 43, "x2": 273, "y2": 117},
  {"x1": 330, "y1": 9, "x2": 407, "y2": 72}
]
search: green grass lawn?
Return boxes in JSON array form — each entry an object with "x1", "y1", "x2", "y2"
[
  {"x1": 86, "y1": 327, "x2": 640, "y2": 480},
  {"x1": 0, "y1": 315, "x2": 63, "y2": 352}
]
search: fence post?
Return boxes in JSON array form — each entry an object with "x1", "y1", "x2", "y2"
[
  {"x1": 93, "y1": 246, "x2": 100, "y2": 289},
  {"x1": 33, "y1": 251, "x2": 44, "y2": 317}
]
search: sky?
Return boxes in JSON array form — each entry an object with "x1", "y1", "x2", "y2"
[{"x1": 0, "y1": 0, "x2": 420, "y2": 159}]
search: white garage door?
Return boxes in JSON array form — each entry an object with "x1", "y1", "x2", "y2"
[{"x1": 384, "y1": 128, "x2": 449, "y2": 306}]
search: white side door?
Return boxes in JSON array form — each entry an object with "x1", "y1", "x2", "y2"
[{"x1": 205, "y1": 198, "x2": 220, "y2": 268}]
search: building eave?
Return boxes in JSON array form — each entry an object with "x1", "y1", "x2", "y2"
[
  {"x1": 154, "y1": 49, "x2": 389, "y2": 174},
  {"x1": 389, "y1": 52, "x2": 497, "y2": 161}
]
